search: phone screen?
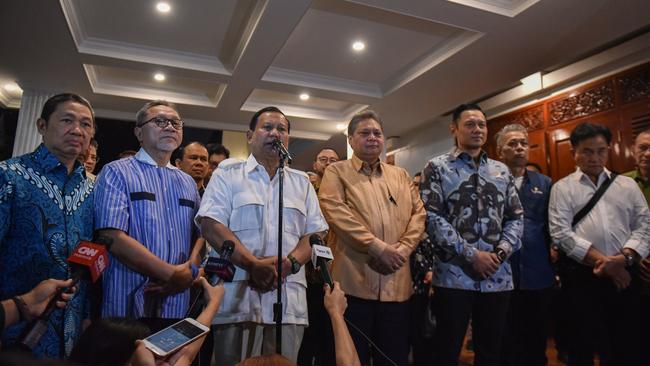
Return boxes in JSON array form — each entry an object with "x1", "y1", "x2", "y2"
[{"x1": 146, "y1": 320, "x2": 206, "y2": 354}]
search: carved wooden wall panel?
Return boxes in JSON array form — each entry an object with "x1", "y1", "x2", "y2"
[
  {"x1": 548, "y1": 81, "x2": 615, "y2": 125},
  {"x1": 617, "y1": 68, "x2": 650, "y2": 105}
]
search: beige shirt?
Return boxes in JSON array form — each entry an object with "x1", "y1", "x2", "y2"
[{"x1": 318, "y1": 155, "x2": 425, "y2": 302}]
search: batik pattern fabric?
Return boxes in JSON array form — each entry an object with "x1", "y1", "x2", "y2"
[
  {"x1": 420, "y1": 149, "x2": 523, "y2": 292},
  {"x1": 0, "y1": 144, "x2": 94, "y2": 358}
]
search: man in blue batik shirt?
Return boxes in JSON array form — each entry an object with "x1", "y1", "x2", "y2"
[
  {"x1": 420, "y1": 103, "x2": 523, "y2": 366},
  {"x1": 495, "y1": 124, "x2": 555, "y2": 366},
  {"x1": 0, "y1": 93, "x2": 96, "y2": 358}
]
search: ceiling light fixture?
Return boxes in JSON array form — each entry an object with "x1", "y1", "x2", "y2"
[
  {"x1": 299, "y1": 93, "x2": 310, "y2": 101},
  {"x1": 154, "y1": 73, "x2": 166, "y2": 82},
  {"x1": 156, "y1": 2, "x2": 171, "y2": 13},
  {"x1": 352, "y1": 41, "x2": 365, "y2": 52},
  {"x1": 336, "y1": 123, "x2": 346, "y2": 131},
  {"x1": 4, "y1": 83, "x2": 19, "y2": 92}
]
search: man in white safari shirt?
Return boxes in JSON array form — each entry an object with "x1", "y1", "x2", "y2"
[{"x1": 196, "y1": 106, "x2": 328, "y2": 365}]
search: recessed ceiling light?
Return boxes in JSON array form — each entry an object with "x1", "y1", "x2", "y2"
[
  {"x1": 154, "y1": 73, "x2": 166, "y2": 82},
  {"x1": 336, "y1": 123, "x2": 347, "y2": 131},
  {"x1": 4, "y1": 83, "x2": 19, "y2": 92},
  {"x1": 352, "y1": 41, "x2": 365, "y2": 52},
  {"x1": 156, "y1": 2, "x2": 171, "y2": 13},
  {"x1": 299, "y1": 93, "x2": 310, "y2": 101}
]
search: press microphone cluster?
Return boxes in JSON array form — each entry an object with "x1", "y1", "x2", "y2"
[
  {"x1": 20, "y1": 238, "x2": 111, "y2": 351},
  {"x1": 309, "y1": 234, "x2": 334, "y2": 289},
  {"x1": 186, "y1": 240, "x2": 236, "y2": 318},
  {"x1": 271, "y1": 139, "x2": 292, "y2": 164}
]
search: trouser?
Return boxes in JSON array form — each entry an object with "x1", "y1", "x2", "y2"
[
  {"x1": 211, "y1": 323, "x2": 305, "y2": 366},
  {"x1": 297, "y1": 283, "x2": 335, "y2": 366},
  {"x1": 345, "y1": 296, "x2": 410, "y2": 366},
  {"x1": 409, "y1": 293, "x2": 435, "y2": 366},
  {"x1": 563, "y1": 264, "x2": 642, "y2": 366},
  {"x1": 500, "y1": 287, "x2": 552, "y2": 366},
  {"x1": 431, "y1": 287, "x2": 511, "y2": 366}
]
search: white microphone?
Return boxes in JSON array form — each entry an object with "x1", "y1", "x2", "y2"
[{"x1": 309, "y1": 234, "x2": 334, "y2": 288}]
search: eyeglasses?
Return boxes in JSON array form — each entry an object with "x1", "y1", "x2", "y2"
[
  {"x1": 139, "y1": 116, "x2": 184, "y2": 130},
  {"x1": 317, "y1": 157, "x2": 338, "y2": 164}
]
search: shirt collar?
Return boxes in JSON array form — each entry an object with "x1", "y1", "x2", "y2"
[
  {"x1": 31, "y1": 143, "x2": 85, "y2": 176},
  {"x1": 351, "y1": 154, "x2": 382, "y2": 176},
  {"x1": 245, "y1": 154, "x2": 262, "y2": 173},
  {"x1": 575, "y1": 167, "x2": 611, "y2": 187},
  {"x1": 450, "y1": 147, "x2": 488, "y2": 165},
  {"x1": 135, "y1": 147, "x2": 176, "y2": 169}
]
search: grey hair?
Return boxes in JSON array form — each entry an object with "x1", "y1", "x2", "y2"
[
  {"x1": 135, "y1": 100, "x2": 179, "y2": 126},
  {"x1": 495, "y1": 124, "x2": 528, "y2": 150}
]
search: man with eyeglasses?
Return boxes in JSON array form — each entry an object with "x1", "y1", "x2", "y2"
[
  {"x1": 310, "y1": 148, "x2": 339, "y2": 192},
  {"x1": 197, "y1": 106, "x2": 328, "y2": 364},
  {"x1": 0, "y1": 93, "x2": 96, "y2": 358},
  {"x1": 94, "y1": 100, "x2": 201, "y2": 332},
  {"x1": 549, "y1": 122, "x2": 649, "y2": 365}
]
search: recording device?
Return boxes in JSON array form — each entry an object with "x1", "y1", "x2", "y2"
[
  {"x1": 186, "y1": 241, "x2": 236, "y2": 317},
  {"x1": 309, "y1": 234, "x2": 334, "y2": 288},
  {"x1": 204, "y1": 240, "x2": 236, "y2": 285},
  {"x1": 143, "y1": 318, "x2": 210, "y2": 357},
  {"x1": 20, "y1": 239, "x2": 110, "y2": 350},
  {"x1": 271, "y1": 138, "x2": 292, "y2": 164}
]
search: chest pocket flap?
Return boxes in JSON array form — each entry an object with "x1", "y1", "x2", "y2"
[
  {"x1": 283, "y1": 197, "x2": 307, "y2": 236},
  {"x1": 231, "y1": 192, "x2": 263, "y2": 232}
]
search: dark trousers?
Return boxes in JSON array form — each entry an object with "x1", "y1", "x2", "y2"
[
  {"x1": 563, "y1": 265, "x2": 642, "y2": 366},
  {"x1": 409, "y1": 294, "x2": 435, "y2": 366},
  {"x1": 297, "y1": 283, "x2": 335, "y2": 366},
  {"x1": 431, "y1": 287, "x2": 511, "y2": 366},
  {"x1": 345, "y1": 296, "x2": 410, "y2": 366},
  {"x1": 500, "y1": 287, "x2": 552, "y2": 366}
]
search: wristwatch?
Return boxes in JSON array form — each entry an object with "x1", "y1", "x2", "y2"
[
  {"x1": 287, "y1": 254, "x2": 301, "y2": 274},
  {"x1": 494, "y1": 248, "x2": 507, "y2": 263},
  {"x1": 623, "y1": 252, "x2": 636, "y2": 269}
]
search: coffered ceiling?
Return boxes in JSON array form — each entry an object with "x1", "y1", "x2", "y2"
[{"x1": 0, "y1": 0, "x2": 649, "y2": 144}]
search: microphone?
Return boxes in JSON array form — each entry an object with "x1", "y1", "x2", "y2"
[
  {"x1": 309, "y1": 234, "x2": 334, "y2": 288},
  {"x1": 271, "y1": 139, "x2": 292, "y2": 164},
  {"x1": 186, "y1": 240, "x2": 236, "y2": 317},
  {"x1": 204, "y1": 240, "x2": 236, "y2": 285},
  {"x1": 20, "y1": 239, "x2": 110, "y2": 350}
]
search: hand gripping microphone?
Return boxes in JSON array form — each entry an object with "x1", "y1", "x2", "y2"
[
  {"x1": 271, "y1": 138, "x2": 292, "y2": 164},
  {"x1": 20, "y1": 239, "x2": 110, "y2": 350},
  {"x1": 309, "y1": 234, "x2": 334, "y2": 288},
  {"x1": 186, "y1": 240, "x2": 236, "y2": 318}
]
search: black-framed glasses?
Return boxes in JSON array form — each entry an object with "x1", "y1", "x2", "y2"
[{"x1": 139, "y1": 116, "x2": 184, "y2": 130}]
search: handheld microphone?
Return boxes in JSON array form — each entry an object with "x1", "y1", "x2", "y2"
[
  {"x1": 309, "y1": 234, "x2": 334, "y2": 289},
  {"x1": 271, "y1": 139, "x2": 292, "y2": 164},
  {"x1": 20, "y1": 239, "x2": 110, "y2": 350},
  {"x1": 186, "y1": 240, "x2": 236, "y2": 318},
  {"x1": 204, "y1": 240, "x2": 236, "y2": 285}
]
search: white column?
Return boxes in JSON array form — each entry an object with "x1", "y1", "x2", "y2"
[{"x1": 12, "y1": 90, "x2": 53, "y2": 157}]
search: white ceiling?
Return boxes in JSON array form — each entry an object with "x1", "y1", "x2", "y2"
[{"x1": 1, "y1": 0, "x2": 649, "y2": 144}]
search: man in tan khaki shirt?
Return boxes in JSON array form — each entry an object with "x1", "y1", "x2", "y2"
[{"x1": 319, "y1": 110, "x2": 425, "y2": 366}]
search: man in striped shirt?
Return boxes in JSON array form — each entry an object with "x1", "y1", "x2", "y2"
[{"x1": 94, "y1": 100, "x2": 200, "y2": 330}]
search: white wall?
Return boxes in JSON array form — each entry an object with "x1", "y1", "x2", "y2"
[{"x1": 392, "y1": 118, "x2": 454, "y2": 175}]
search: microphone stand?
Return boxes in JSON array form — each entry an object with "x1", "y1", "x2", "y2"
[{"x1": 273, "y1": 140, "x2": 291, "y2": 355}]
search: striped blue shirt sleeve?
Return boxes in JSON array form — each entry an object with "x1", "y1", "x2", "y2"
[{"x1": 94, "y1": 164, "x2": 129, "y2": 232}]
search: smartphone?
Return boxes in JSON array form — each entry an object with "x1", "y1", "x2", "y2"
[{"x1": 142, "y1": 318, "x2": 210, "y2": 357}]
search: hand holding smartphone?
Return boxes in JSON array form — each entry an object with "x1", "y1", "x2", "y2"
[{"x1": 142, "y1": 318, "x2": 209, "y2": 358}]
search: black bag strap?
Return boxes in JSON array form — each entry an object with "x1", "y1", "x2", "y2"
[{"x1": 572, "y1": 172, "x2": 618, "y2": 227}]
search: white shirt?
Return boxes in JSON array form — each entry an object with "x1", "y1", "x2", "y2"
[
  {"x1": 549, "y1": 168, "x2": 650, "y2": 262},
  {"x1": 195, "y1": 154, "x2": 328, "y2": 325}
]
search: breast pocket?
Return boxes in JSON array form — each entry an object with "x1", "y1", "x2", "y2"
[
  {"x1": 231, "y1": 192, "x2": 263, "y2": 233},
  {"x1": 282, "y1": 198, "x2": 307, "y2": 256}
]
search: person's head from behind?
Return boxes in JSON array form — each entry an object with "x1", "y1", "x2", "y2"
[
  {"x1": 236, "y1": 354, "x2": 296, "y2": 366},
  {"x1": 569, "y1": 122, "x2": 612, "y2": 179},
  {"x1": 450, "y1": 103, "x2": 487, "y2": 152},
  {"x1": 69, "y1": 317, "x2": 150, "y2": 366},
  {"x1": 37, "y1": 93, "x2": 95, "y2": 165}
]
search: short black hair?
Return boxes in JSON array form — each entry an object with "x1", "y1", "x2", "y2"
[
  {"x1": 40, "y1": 93, "x2": 95, "y2": 128},
  {"x1": 173, "y1": 141, "x2": 207, "y2": 164},
  {"x1": 249, "y1": 106, "x2": 291, "y2": 133},
  {"x1": 414, "y1": 172, "x2": 422, "y2": 178},
  {"x1": 206, "y1": 143, "x2": 230, "y2": 159},
  {"x1": 452, "y1": 103, "x2": 484, "y2": 124},
  {"x1": 569, "y1": 122, "x2": 612, "y2": 148}
]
